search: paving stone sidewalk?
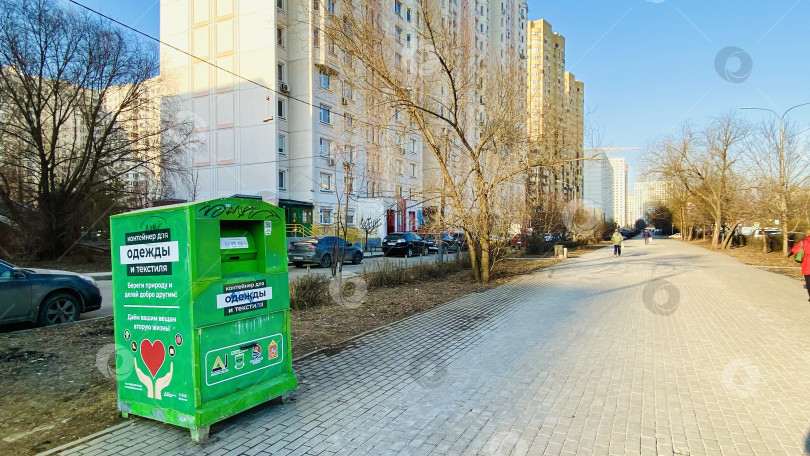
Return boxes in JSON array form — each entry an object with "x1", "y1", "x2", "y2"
[{"x1": 50, "y1": 239, "x2": 810, "y2": 455}]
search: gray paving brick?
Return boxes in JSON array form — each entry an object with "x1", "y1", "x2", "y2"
[{"x1": 50, "y1": 240, "x2": 810, "y2": 456}]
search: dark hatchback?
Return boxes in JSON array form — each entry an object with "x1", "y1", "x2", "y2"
[
  {"x1": 382, "y1": 232, "x2": 428, "y2": 257},
  {"x1": 288, "y1": 236, "x2": 364, "y2": 268},
  {"x1": 0, "y1": 259, "x2": 102, "y2": 326}
]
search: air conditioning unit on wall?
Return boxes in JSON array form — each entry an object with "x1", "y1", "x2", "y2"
[{"x1": 279, "y1": 82, "x2": 289, "y2": 93}]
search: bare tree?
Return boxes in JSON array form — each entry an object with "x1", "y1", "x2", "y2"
[
  {"x1": 645, "y1": 114, "x2": 748, "y2": 250},
  {"x1": 316, "y1": 0, "x2": 532, "y2": 282},
  {"x1": 0, "y1": 0, "x2": 192, "y2": 259},
  {"x1": 748, "y1": 118, "x2": 810, "y2": 256}
]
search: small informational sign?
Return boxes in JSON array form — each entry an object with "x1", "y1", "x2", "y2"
[
  {"x1": 220, "y1": 237, "x2": 249, "y2": 249},
  {"x1": 264, "y1": 221, "x2": 272, "y2": 236}
]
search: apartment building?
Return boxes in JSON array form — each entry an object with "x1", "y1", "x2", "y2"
[
  {"x1": 582, "y1": 150, "x2": 614, "y2": 222},
  {"x1": 608, "y1": 156, "x2": 627, "y2": 226},
  {"x1": 160, "y1": 0, "x2": 529, "y2": 239},
  {"x1": 525, "y1": 19, "x2": 584, "y2": 224},
  {"x1": 634, "y1": 180, "x2": 671, "y2": 223}
]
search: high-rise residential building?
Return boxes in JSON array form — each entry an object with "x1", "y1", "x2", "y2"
[
  {"x1": 161, "y1": 0, "x2": 528, "y2": 240},
  {"x1": 583, "y1": 151, "x2": 613, "y2": 222},
  {"x1": 626, "y1": 194, "x2": 637, "y2": 225},
  {"x1": 634, "y1": 181, "x2": 671, "y2": 223},
  {"x1": 608, "y1": 156, "x2": 627, "y2": 226},
  {"x1": 525, "y1": 19, "x2": 584, "y2": 227}
]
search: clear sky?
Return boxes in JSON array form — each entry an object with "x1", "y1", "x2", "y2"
[
  {"x1": 527, "y1": 0, "x2": 810, "y2": 187},
  {"x1": 67, "y1": 0, "x2": 810, "y2": 188}
]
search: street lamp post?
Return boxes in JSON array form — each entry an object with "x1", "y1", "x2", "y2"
[{"x1": 741, "y1": 102, "x2": 810, "y2": 256}]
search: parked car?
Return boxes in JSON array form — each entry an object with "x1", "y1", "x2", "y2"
[
  {"x1": 424, "y1": 233, "x2": 461, "y2": 253},
  {"x1": 752, "y1": 228, "x2": 781, "y2": 238},
  {"x1": 382, "y1": 232, "x2": 428, "y2": 257},
  {"x1": 288, "y1": 236, "x2": 364, "y2": 268},
  {"x1": 511, "y1": 233, "x2": 531, "y2": 250},
  {"x1": 450, "y1": 233, "x2": 469, "y2": 251},
  {"x1": 0, "y1": 259, "x2": 102, "y2": 326}
]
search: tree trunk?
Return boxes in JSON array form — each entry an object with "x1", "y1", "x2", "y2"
[{"x1": 480, "y1": 238, "x2": 491, "y2": 283}]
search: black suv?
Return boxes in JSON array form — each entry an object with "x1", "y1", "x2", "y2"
[{"x1": 382, "y1": 232, "x2": 428, "y2": 257}]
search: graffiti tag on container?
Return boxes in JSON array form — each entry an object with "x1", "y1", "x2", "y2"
[{"x1": 197, "y1": 203, "x2": 281, "y2": 221}]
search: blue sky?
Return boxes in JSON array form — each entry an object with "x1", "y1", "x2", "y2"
[
  {"x1": 69, "y1": 0, "x2": 810, "y2": 188},
  {"x1": 528, "y1": 0, "x2": 810, "y2": 185}
]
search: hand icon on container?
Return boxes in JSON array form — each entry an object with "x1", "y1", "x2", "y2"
[{"x1": 133, "y1": 359, "x2": 174, "y2": 400}]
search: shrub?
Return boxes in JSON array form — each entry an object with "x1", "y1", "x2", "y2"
[
  {"x1": 289, "y1": 274, "x2": 331, "y2": 310},
  {"x1": 525, "y1": 236, "x2": 553, "y2": 255},
  {"x1": 363, "y1": 253, "x2": 471, "y2": 289}
]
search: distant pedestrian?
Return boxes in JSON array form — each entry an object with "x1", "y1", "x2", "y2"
[
  {"x1": 791, "y1": 229, "x2": 810, "y2": 301},
  {"x1": 642, "y1": 230, "x2": 651, "y2": 245},
  {"x1": 611, "y1": 229, "x2": 624, "y2": 256}
]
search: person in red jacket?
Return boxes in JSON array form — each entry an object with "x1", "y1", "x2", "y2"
[{"x1": 791, "y1": 229, "x2": 810, "y2": 301}]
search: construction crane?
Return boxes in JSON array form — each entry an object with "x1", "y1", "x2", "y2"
[{"x1": 593, "y1": 147, "x2": 640, "y2": 151}]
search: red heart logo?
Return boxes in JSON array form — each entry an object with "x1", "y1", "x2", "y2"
[{"x1": 140, "y1": 339, "x2": 165, "y2": 378}]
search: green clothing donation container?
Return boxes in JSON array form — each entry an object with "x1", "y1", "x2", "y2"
[{"x1": 110, "y1": 196, "x2": 296, "y2": 441}]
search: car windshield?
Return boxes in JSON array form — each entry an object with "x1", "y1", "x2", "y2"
[{"x1": 384, "y1": 234, "x2": 404, "y2": 240}]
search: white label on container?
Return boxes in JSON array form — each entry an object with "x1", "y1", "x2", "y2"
[
  {"x1": 220, "y1": 237, "x2": 249, "y2": 249},
  {"x1": 120, "y1": 241, "x2": 180, "y2": 265},
  {"x1": 264, "y1": 221, "x2": 272, "y2": 236}
]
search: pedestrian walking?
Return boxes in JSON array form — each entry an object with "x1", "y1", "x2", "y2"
[
  {"x1": 611, "y1": 229, "x2": 624, "y2": 256},
  {"x1": 642, "y1": 230, "x2": 650, "y2": 245},
  {"x1": 791, "y1": 229, "x2": 810, "y2": 301}
]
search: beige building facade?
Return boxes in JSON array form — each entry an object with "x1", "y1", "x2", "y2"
[{"x1": 525, "y1": 19, "x2": 584, "y2": 227}]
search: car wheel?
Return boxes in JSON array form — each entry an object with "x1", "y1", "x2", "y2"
[
  {"x1": 406, "y1": 247, "x2": 413, "y2": 258},
  {"x1": 422, "y1": 246, "x2": 428, "y2": 256},
  {"x1": 293, "y1": 262, "x2": 305, "y2": 268},
  {"x1": 39, "y1": 292, "x2": 80, "y2": 326},
  {"x1": 352, "y1": 252, "x2": 363, "y2": 265},
  {"x1": 320, "y1": 254, "x2": 332, "y2": 268}
]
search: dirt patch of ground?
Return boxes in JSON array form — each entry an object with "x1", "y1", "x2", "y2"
[
  {"x1": 12, "y1": 247, "x2": 112, "y2": 274},
  {"x1": 0, "y1": 318, "x2": 121, "y2": 455},
  {"x1": 0, "y1": 245, "x2": 594, "y2": 455},
  {"x1": 691, "y1": 240, "x2": 804, "y2": 280}
]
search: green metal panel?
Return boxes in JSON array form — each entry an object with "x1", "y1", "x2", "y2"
[{"x1": 110, "y1": 197, "x2": 296, "y2": 438}]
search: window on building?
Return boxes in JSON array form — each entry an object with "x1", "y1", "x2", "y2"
[
  {"x1": 345, "y1": 115, "x2": 353, "y2": 129},
  {"x1": 327, "y1": 0, "x2": 335, "y2": 13},
  {"x1": 277, "y1": 62, "x2": 285, "y2": 82},
  {"x1": 313, "y1": 29, "x2": 320, "y2": 47},
  {"x1": 345, "y1": 145, "x2": 354, "y2": 162},
  {"x1": 277, "y1": 26, "x2": 285, "y2": 47},
  {"x1": 277, "y1": 0, "x2": 283, "y2": 10},
  {"x1": 344, "y1": 175, "x2": 354, "y2": 194},
  {"x1": 395, "y1": 26, "x2": 402, "y2": 42},
  {"x1": 319, "y1": 138, "x2": 331, "y2": 157},
  {"x1": 318, "y1": 70, "x2": 330, "y2": 89},
  {"x1": 343, "y1": 82, "x2": 353, "y2": 99},
  {"x1": 410, "y1": 163, "x2": 417, "y2": 177},
  {"x1": 319, "y1": 104, "x2": 331, "y2": 124},
  {"x1": 277, "y1": 98, "x2": 286, "y2": 118},
  {"x1": 410, "y1": 138, "x2": 417, "y2": 153},
  {"x1": 346, "y1": 211, "x2": 355, "y2": 225},
  {"x1": 320, "y1": 208, "x2": 332, "y2": 224},
  {"x1": 319, "y1": 173, "x2": 332, "y2": 192},
  {"x1": 278, "y1": 170, "x2": 287, "y2": 190},
  {"x1": 278, "y1": 134, "x2": 286, "y2": 155},
  {"x1": 406, "y1": 8, "x2": 411, "y2": 21},
  {"x1": 394, "y1": 0, "x2": 402, "y2": 16}
]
